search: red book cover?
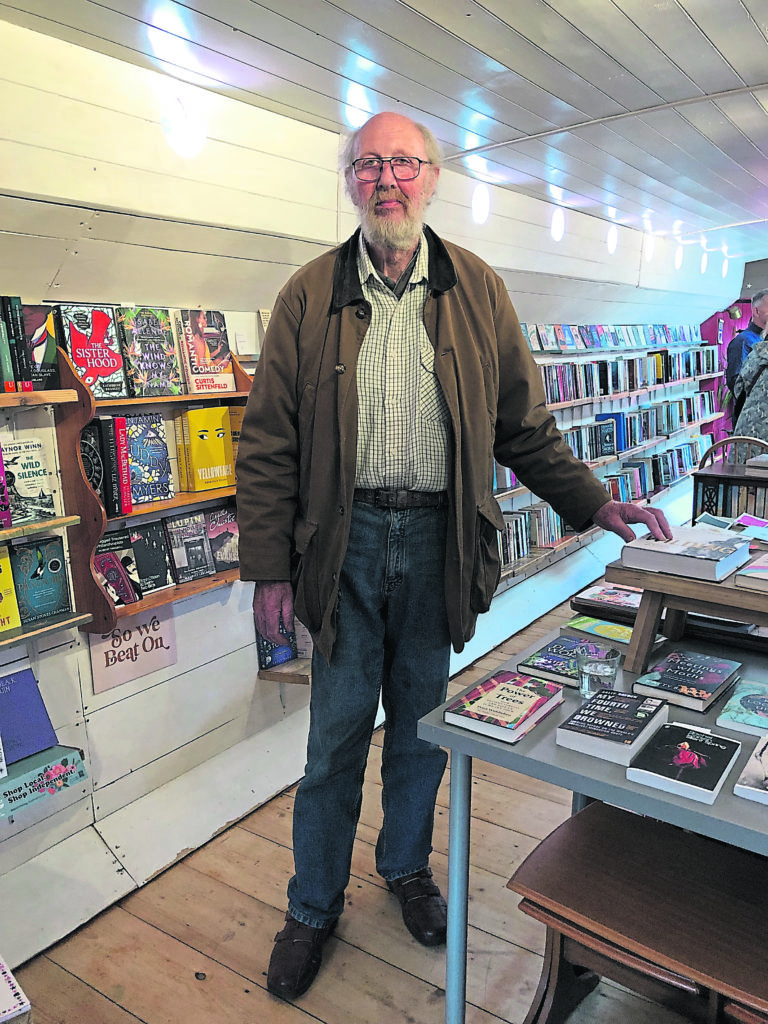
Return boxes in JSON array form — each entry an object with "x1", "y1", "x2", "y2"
[{"x1": 113, "y1": 415, "x2": 133, "y2": 514}]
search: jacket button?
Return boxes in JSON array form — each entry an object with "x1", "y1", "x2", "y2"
[
  {"x1": 355, "y1": 307, "x2": 366, "y2": 319},
  {"x1": 335, "y1": 364, "x2": 346, "y2": 374},
  {"x1": 337, "y1": 506, "x2": 344, "y2": 515}
]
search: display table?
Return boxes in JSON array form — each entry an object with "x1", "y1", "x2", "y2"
[{"x1": 418, "y1": 632, "x2": 768, "y2": 1024}]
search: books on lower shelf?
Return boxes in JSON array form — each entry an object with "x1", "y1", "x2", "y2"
[
  {"x1": 0, "y1": 954, "x2": 30, "y2": 1021},
  {"x1": 175, "y1": 406, "x2": 235, "y2": 491},
  {"x1": 94, "y1": 527, "x2": 141, "y2": 606},
  {"x1": 626, "y1": 723, "x2": 741, "y2": 804},
  {"x1": 0, "y1": 744, "x2": 88, "y2": 822},
  {"x1": 204, "y1": 503, "x2": 239, "y2": 572},
  {"x1": 9, "y1": 535, "x2": 72, "y2": 625},
  {"x1": 733, "y1": 735, "x2": 768, "y2": 804},
  {"x1": 162, "y1": 510, "x2": 216, "y2": 583},
  {"x1": 516, "y1": 634, "x2": 618, "y2": 687},
  {"x1": 2, "y1": 437, "x2": 60, "y2": 525},
  {"x1": 0, "y1": 660, "x2": 57, "y2": 776},
  {"x1": 734, "y1": 553, "x2": 768, "y2": 593},
  {"x1": 129, "y1": 520, "x2": 175, "y2": 594},
  {"x1": 124, "y1": 411, "x2": 174, "y2": 505},
  {"x1": 632, "y1": 649, "x2": 741, "y2": 712},
  {"x1": 443, "y1": 671, "x2": 564, "y2": 744},
  {"x1": 715, "y1": 679, "x2": 768, "y2": 737},
  {"x1": 0, "y1": 544, "x2": 21, "y2": 636},
  {"x1": 619, "y1": 524, "x2": 751, "y2": 581},
  {"x1": 560, "y1": 615, "x2": 664, "y2": 651},
  {"x1": 555, "y1": 689, "x2": 668, "y2": 765}
]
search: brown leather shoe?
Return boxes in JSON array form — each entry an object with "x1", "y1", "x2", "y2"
[
  {"x1": 386, "y1": 867, "x2": 447, "y2": 946},
  {"x1": 267, "y1": 912, "x2": 337, "y2": 1000}
]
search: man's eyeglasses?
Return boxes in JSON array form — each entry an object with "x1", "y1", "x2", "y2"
[{"x1": 350, "y1": 156, "x2": 431, "y2": 181}]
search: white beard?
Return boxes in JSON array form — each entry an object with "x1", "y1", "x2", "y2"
[{"x1": 359, "y1": 189, "x2": 424, "y2": 252}]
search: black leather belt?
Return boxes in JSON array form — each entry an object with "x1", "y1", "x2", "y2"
[{"x1": 353, "y1": 488, "x2": 448, "y2": 509}]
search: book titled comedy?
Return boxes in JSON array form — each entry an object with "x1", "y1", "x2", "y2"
[{"x1": 444, "y1": 671, "x2": 563, "y2": 744}]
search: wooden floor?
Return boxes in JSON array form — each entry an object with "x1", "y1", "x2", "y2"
[{"x1": 15, "y1": 598, "x2": 694, "y2": 1024}]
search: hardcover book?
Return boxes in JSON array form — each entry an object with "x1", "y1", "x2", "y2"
[
  {"x1": 560, "y1": 615, "x2": 664, "y2": 651},
  {"x1": 162, "y1": 510, "x2": 216, "y2": 583},
  {"x1": 0, "y1": 295, "x2": 33, "y2": 391},
  {"x1": 117, "y1": 306, "x2": 185, "y2": 397},
  {"x1": 733, "y1": 735, "x2": 768, "y2": 805},
  {"x1": 20, "y1": 303, "x2": 61, "y2": 390},
  {"x1": 715, "y1": 679, "x2": 768, "y2": 737},
  {"x1": 0, "y1": 446, "x2": 11, "y2": 529},
  {"x1": 228, "y1": 404, "x2": 245, "y2": 465},
  {"x1": 619, "y1": 524, "x2": 751, "y2": 581},
  {"x1": 175, "y1": 406, "x2": 235, "y2": 491},
  {"x1": 93, "y1": 527, "x2": 141, "y2": 605},
  {"x1": 626, "y1": 723, "x2": 741, "y2": 804},
  {"x1": 556, "y1": 689, "x2": 668, "y2": 765},
  {"x1": 0, "y1": 660, "x2": 57, "y2": 766},
  {"x1": 2, "y1": 437, "x2": 58, "y2": 525},
  {"x1": 0, "y1": 954, "x2": 30, "y2": 1020},
  {"x1": 79, "y1": 420, "x2": 105, "y2": 504},
  {"x1": 129, "y1": 519, "x2": 175, "y2": 594},
  {"x1": 172, "y1": 309, "x2": 236, "y2": 395},
  {"x1": 516, "y1": 634, "x2": 617, "y2": 687},
  {"x1": 256, "y1": 613, "x2": 299, "y2": 670},
  {"x1": 734, "y1": 553, "x2": 768, "y2": 593},
  {"x1": 124, "y1": 411, "x2": 174, "y2": 505},
  {"x1": 57, "y1": 304, "x2": 128, "y2": 398},
  {"x1": 9, "y1": 535, "x2": 72, "y2": 625},
  {"x1": 570, "y1": 583, "x2": 642, "y2": 624},
  {"x1": 443, "y1": 670, "x2": 564, "y2": 744},
  {"x1": 632, "y1": 649, "x2": 742, "y2": 712},
  {"x1": 0, "y1": 318, "x2": 16, "y2": 393},
  {"x1": 0, "y1": 543, "x2": 21, "y2": 635},
  {"x1": 203, "y1": 503, "x2": 239, "y2": 572}
]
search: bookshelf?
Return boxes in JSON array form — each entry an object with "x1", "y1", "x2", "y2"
[
  {"x1": 692, "y1": 462, "x2": 768, "y2": 520},
  {"x1": 55, "y1": 348, "x2": 250, "y2": 634}
]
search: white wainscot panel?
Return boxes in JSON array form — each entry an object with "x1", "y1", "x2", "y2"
[{"x1": 0, "y1": 796, "x2": 94, "y2": 876}]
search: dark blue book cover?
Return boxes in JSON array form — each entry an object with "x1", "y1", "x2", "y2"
[
  {"x1": 256, "y1": 613, "x2": 298, "y2": 670},
  {"x1": 0, "y1": 662, "x2": 57, "y2": 766},
  {"x1": 129, "y1": 519, "x2": 174, "y2": 593},
  {"x1": 9, "y1": 536, "x2": 72, "y2": 624},
  {"x1": 124, "y1": 412, "x2": 174, "y2": 505}
]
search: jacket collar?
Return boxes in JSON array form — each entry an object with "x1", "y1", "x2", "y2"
[{"x1": 330, "y1": 224, "x2": 458, "y2": 311}]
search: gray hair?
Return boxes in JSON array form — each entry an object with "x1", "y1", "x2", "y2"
[
  {"x1": 340, "y1": 118, "x2": 443, "y2": 179},
  {"x1": 752, "y1": 289, "x2": 768, "y2": 310}
]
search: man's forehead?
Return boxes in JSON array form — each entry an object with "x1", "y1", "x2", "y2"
[{"x1": 354, "y1": 116, "x2": 426, "y2": 157}]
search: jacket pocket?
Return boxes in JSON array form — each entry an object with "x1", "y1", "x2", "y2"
[
  {"x1": 469, "y1": 497, "x2": 503, "y2": 615},
  {"x1": 291, "y1": 516, "x2": 321, "y2": 630}
]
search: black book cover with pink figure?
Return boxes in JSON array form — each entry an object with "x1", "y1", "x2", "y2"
[{"x1": 626, "y1": 723, "x2": 741, "y2": 804}]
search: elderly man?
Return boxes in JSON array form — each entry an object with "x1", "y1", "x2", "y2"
[
  {"x1": 235, "y1": 111, "x2": 670, "y2": 1001},
  {"x1": 726, "y1": 289, "x2": 768, "y2": 421}
]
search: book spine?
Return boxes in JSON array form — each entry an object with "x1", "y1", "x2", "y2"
[
  {"x1": 0, "y1": 444, "x2": 11, "y2": 529},
  {"x1": 174, "y1": 411, "x2": 190, "y2": 491},
  {"x1": 0, "y1": 319, "x2": 16, "y2": 393},
  {"x1": 97, "y1": 416, "x2": 121, "y2": 518},
  {"x1": 2, "y1": 296, "x2": 33, "y2": 391},
  {"x1": 113, "y1": 416, "x2": 133, "y2": 514}
]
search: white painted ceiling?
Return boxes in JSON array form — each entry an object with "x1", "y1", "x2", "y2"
[{"x1": 4, "y1": 0, "x2": 768, "y2": 263}]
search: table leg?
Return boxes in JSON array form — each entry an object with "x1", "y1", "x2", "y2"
[
  {"x1": 446, "y1": 750, "x2": 472, "y2": 1024},
  {"x1": 623, "y1": 590, "x2": 665, "y2": 674}
]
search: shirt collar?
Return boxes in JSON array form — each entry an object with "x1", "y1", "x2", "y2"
[{"x1": 357, "y1": 231, "x2": 429, "y2": 291}]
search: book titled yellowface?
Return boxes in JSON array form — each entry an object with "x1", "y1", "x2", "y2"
[
  {"x1": 0, "y1": 542, "x2": 22, "y2": 633},
  {"x1": 178, "y1": 406, "x2": 235, "y2": 491}
]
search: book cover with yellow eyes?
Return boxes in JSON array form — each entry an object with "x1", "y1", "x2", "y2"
[{"x1": 174, "y1": 406, "x2": 235, "y2": 492}]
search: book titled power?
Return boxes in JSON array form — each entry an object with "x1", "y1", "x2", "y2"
[
  {"x1": 444, "y1": 671, "x2": 563, "y2": 744},
  {"x1": 626, "y1": 723, "x2": 741, "y2": 804},
  {"x1": 556, "y1": 689, "x2": 668, "y2": 765},
  {"x1": 620, "y1": 524, "x2": 750, "y2": 581},
  {"x1": 632, "y1": 649, "x2": 741, "y2": 712}
]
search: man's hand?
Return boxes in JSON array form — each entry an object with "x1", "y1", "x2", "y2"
[
  {"x1": 252, "y1": 580, "x2": 294, "y2": 645},
  {"x1": 592, "y1": 500, "x2": 673, "y2": 544}
]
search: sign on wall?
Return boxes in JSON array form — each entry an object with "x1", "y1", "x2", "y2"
[{"x1": 89, "y1": 607, "x2": 178, "y2": 693}]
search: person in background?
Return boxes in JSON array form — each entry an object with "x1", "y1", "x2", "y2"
[
  {"x1": 726, "y1": 290, "x2": 768, "y2": 423},
  {"x1": 733, "y1": 329, "x2": 768, "y2": 443},
  {"x1": 235, "y1": 110, "x2": 671, "y2": 1002}
]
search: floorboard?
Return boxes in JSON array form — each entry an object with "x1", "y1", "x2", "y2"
[{"x1": 14, "y1": 595, "x2": 694, "y2": 1024}]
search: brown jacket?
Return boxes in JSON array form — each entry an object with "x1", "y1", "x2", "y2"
[{"x1": 236, "y1": 227, "x2": 610, "y2": 660}]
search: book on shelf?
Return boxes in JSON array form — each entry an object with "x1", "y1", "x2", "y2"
[
  {"x1": 734, "y1": 553, "x2": 768, "y2": 593},
  {"x1": 0, "y1": 954, "x2": 30, "y2": 1021},
  {"x1": 203, "y1": 503, "x2": 239, "y2": 572},
  {"x1": 0, "y1": 448, "x2": 11, "y2": 529},
  {"x1": 0, "y1": 296, "x2": 33, "y2": 391},
  {"x1": 744, "y1": 453, "x2": 768, "y2": 476},
  {"x1": 516, "y1": 634, "x2": 619, "y2": 687},
  {"x1": 93, "y1": 527, "x2": 141, "y2": 605},
  {"x1": 95, "y1": 415, "x2": 132, "y2": 516},
  {"x1": 56, "y1": 304, "x2": 129, "y2": 398},
  {"x1": 162, "y1": 510, "x2": 216, "y2": 583},
  {"x1": 128, "y1": 519, "x2": 175, "y2": 594},
  {"x1": 174, "y1": 406, "x2": 235, "y2": 491},
  {"x1": 256, "y1": 613, "x2": 300, "y2": 671},
  {"x1": 560, "y1": 615, "x2": 664, "y2": 651},
  {"x1": 228, "y1": 404, "x2": 245, "y2": 465},
  {"x1": 619, "y1": 524, "x2": 751, "y2": 581},
  {"x1": 535, "y1": 324, "x2": 560, "y2": 353},
  {"x1": 9, "y1": 535, "x2": 72, "y2": 625},
  {"x1": 0, "y1": 659, "x2": 57, "y2": 772},
  {"x1": 1, "y1": 437, "x2": 59, "y2": 525},
  {"x1": 626, "y1": 723, "x2": 741, "y2": 804},
  {"x1": 116, "y1": 306, "x2": 185, "y2": 397},
  {"x1": 443, "y1": 670, "x2": 564, "y2": 744},
  {"x1": 124, "y1": 411, "x2": 174, "y2": 505},
  {"x1": 632, "y1": 648, "x2": 741, "y2": 712},
  {"x1": 0, "y1": 744, "x2": 88, "y2": 823},
  {"x1": 733, "y1": 735, "x2": 768, "y2": 805},
  {"x1": 570, "y1": 583, "x2": 642, "y2": 624},
  {"x1": 79, "y1": 420, "x2": 106, "y2": 504},
  {"x1": 556, "y1": 689, "x2": 668, "y2": 765},
  {"x1": 0, "y1": 544, "x2": 21, "y2": 636},
  {"x1": 0, "y1": 319, "x2": 16, "y2": 393},
  {"x1": 20, "y1": 303, "x2": 61, "y2": 390},
  {"x1": 171, "y1": 309, "x2": 236, "y2": 395},
  {"x1": 715, "y1": 679, "x2": 768, "y2": 737}
]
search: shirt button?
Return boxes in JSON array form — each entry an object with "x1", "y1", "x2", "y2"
[{"x1": 355, "y1": 308, "x2": 366, "y2": 319}]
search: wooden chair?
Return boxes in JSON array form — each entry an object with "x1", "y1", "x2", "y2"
[
  {"x1": 698, "y1": 436, "x2": 768, "y2": 468},
  {"x1": 507, "y1": 800, "x2": 768, "y2": 1024}
]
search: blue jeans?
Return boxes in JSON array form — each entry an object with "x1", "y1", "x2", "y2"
[{"x1": 287, "y1": 501, "x2": 451, "y2": 927}]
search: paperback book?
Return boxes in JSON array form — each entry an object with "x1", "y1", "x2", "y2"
[
  {"x1": 560, "y1": 615, "x2": 664, "y2": 651},
  {"x1": 256, "y1": 613, "x2": 299, "y2": 670},
  {"x1": 163, "y1": 510, "x2": 216, "y2": 583},
  {"x1": 2, "y1": 437, "x2": 57, "y2": 524},
  {"x1": 93, "y1": 528, "x2": 141, "y2": 605},
  {"x1": 0, "y1": 955, "x2": 30, "y2": 1021},
  {"x1": 57, "y1": 304, "x2": 128, "y2": 398},
  {"x1": 172, "y1": 309, "x2": 236, "y2": 395},
  {"x1": 556, "y1": 689, "x2": 668, "y2": 765},
  {"x1": 715, "y1": 679, "x2": 768, "y2": 737},
  {"x1": 20, "y1": 303, "x2": 61, "y2": 389},
  {"x1": 626, "y1": 723, "x2": 741, "y2": 804},
  {"x1": 734, "y1": 553, "x2": 768, "y2": 593},
  {"x1": 619, "y1": 524, "x2": 751, "y2": 581},
  {"x1": 0, "y1": 544, "x2": 21, "y2": 635},
  {"x1": 129, "y1": 519, "x2": 175, "y2": 594},
  {"x1": 175, "y1": 405, "x2": 235, "y2": 491},
  {"x1": 117, "y1": 306, "x2": 185, "y2": 397},
  {"x1": 733, "y1": 735, "x2": 768, "y2": 805},
  {"x1": 632, "y1": 649, "x2": 741, "y2": 712},
  {"x1": 0, "y1": 660, "x2": 57, "y2": 767},
  {"x1": 124, "y1": 411, "x2": 175, "y2": 505},
  {"x1": 204, "y1": 503, "x2": 239, "y2": 572},
  {"x1": 443, "y1": 671, "x2": 564, "y2": 744},
  {"x1": 516, "y1": 634, "x2": 617, "y2": 687},
  {"x1": 9, "y1": 535, "x2": 72, "y2": 624}
]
